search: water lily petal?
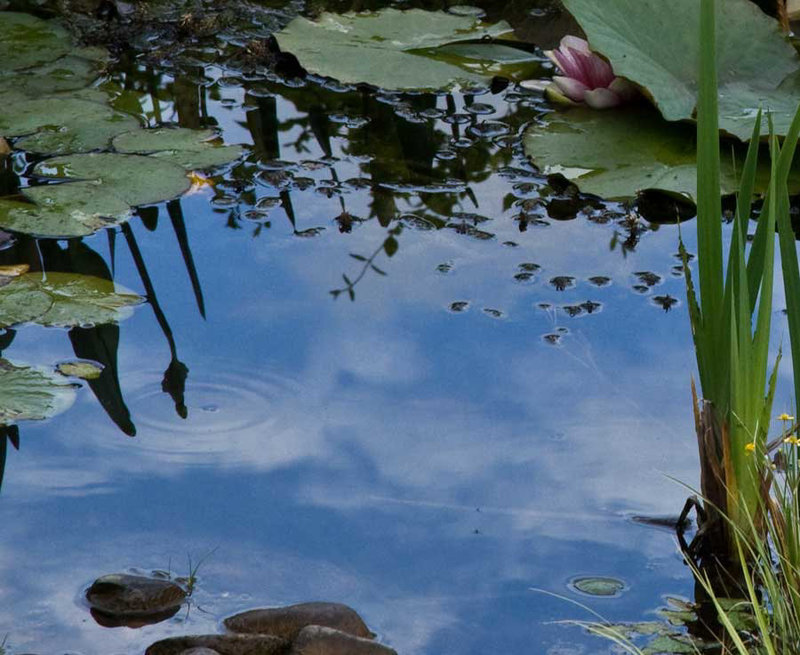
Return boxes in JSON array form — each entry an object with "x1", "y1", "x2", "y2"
[
  {"x1": 552, "y1": 47, "x2": 586, "y2": 81},
  {"x1": 553, "y1": 75, "x2": 588, "y2": 102},
  {"x1": 560, "y1": 35, "x2": 591, "y2": 54},
  {"x1": 573, "y1": 49, "x2": 615, "y2": 88},
  {"x1": 609, "y1": 76, "x2": 637, "y2": 101},
  {"x1": 584, "y1": 87, "x2": 621, "y2": 109}
]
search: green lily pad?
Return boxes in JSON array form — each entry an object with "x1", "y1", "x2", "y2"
[
  {"x1": 562, "y1": 0, "x2": 800, "y2": 139},
  {"x1": 112, "y1": 128, "x2": 244, "y2": 169},
  {"x1": 0, "y1": 152, "x2": 191, "y2": 238},
  {"x1": 0, "y1": 96, "x2": 141, "y2": 154},
  {"x1": 0, "y1": 358, "x2": 77, "y2": 425},
  {"x1": 0, "y1": 188, "x2": 132, "y2": 238},
  {"x1": 570, "y1": 576, "x2": 626, "y2": 597},
  {"x1": 523, "y1": 107, "x2": 790, "y2": 201},
  {"x1": 0, "y1": 272, "x2": 142, "y2": 329},
  {"x1": 641, "y1": 634, "x2": 697, "y2": 654},
  {"x1": 0, "y1": 12, "x2": 72, "y2": 72},
  {"x1": 274, "y1": 9, "x2": 535, "y2": 90},
  {"x1": 0, "y1": 55, "x2": 102, "y2": 96},
  {"x1": 56, "y1": 360, "x2": 104, "y2": 380},
  {"x1": 16, "y1": 112, "x2": 141, "y2": 156}
]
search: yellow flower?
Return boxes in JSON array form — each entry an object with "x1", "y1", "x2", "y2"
[
  {"x1": 777, "y1": 413, "x2": 795, "y2": 422},
  {"x1": 745, "y1": 443, "x2": 756, "y2": 452},
  {"x1": 785, "y1": 436, "x2": 800, "y2": 446}
]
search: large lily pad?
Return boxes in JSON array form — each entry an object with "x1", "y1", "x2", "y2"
[
  {"x1": 562, "y1": 0, "x2": 800, "y2": 139},
  {"x1": 112, "y1": 128, "x2": 244, "y2": 169},
  {"x1": 0, "y1": 55, "x2": 102, "y2": 96},
  {"x1": 274, "y1": 9, "x2": 538, "y2": 90},
  {"x1": 0, "y1": 12, "x2": 72, "y2": 72},
  {"x1": 0, "y1": 153, "x2": 190, "y2": 238},
  {"x1": 523, "y1": 107, "x2": 789, "y2": 201},
  {"x1": 0, "y1": 96, "x2": 141, "y2": 154},
  {"x1": 0, "y1": 272, "x2": 142, "y2": 329},
  {"x1": 0, "y1": 358, "x2": 77, "y2": 425}
]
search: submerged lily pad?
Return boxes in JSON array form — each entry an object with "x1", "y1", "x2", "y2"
[
  {"x1": 562, "y1": 0, "x2": 800, "y2": 139},
  {"x1": 0, "y1": 358, "x2": 77, "y2": 425},
  {"x1": 275, "y1": 9, "x2": 535, "y2": 90},
  {"x1": 0, "y1": 153, "x2": 190, "y2": 238},
  {"x1": 112, "y1": 128, "x2": 244, "y2": 169},
  {"x1": 0, "y1": 12, "x2": 73, "y2": 72},
  {"x1": 570, "y1": 575, "x2": 626, "y2": 597},
  {"x1": 0, "y1": 272, "x2": 142, "y2": 328},
  {"x1": 523, "y1": 107, "x2": 794, "y2": 201}
]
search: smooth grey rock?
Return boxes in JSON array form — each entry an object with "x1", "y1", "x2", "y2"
[
  {"x1": 146, "y1": 634, "x2": 289, "y2": 655},
  {"x1": 225, "y1": 602, "x2": 372, "y2": 640},
  {"x1": 86, "y1": 573, "x2": 186, "y2": 617},
  {"x1": 180, "y1": 649, "x2": 223, "y2": 655},
  {"x1": 291, "y1": 626, "x2": 397, "y2": 655}
]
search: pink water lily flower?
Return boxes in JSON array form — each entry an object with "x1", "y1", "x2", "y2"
[{"x1": 538, "y1": 36, "x2": 636, "y2": 109}]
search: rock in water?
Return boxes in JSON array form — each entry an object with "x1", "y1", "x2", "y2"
[
  {"x1": 291, "y1": 626, "x2": 397, "y2": 655},
  {"x1": 146, "y1": 634, "x2": 289, "y2": 655},
  {"x1": 85, "y1": 573, "x2": 186, "y2": 626},
  {"x1": 224, "y1": 602, "x2": 373, "y2": 640}
]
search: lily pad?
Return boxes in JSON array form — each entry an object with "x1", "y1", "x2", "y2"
[
  {"x1": 523, "y1": 107, "x2": 791, "y2": 201},
  {"x1": 0, "y1": 55, "x2": 102, "y2": 96},
  {"x1": 0, "y1": 272, "x2": 142, "y2": 329},
  {"x1": 570, "y1": 575, "x2": 626, "y2": 597},
  {"x1": 562, "y1": 0, "x2": 800, "y2": 139},
  {"x1": 274, "y1": 9, "x2": 536, "y2": 90},
  {"x1": 0, "y1": 96, "x2": 141, "y2": 154},
  {"x1": 112, "y1": 128, "x2": 244, "y2": 169},
  {"x1": 0, "y1": 153, "x2": 191, "y2": 238},
  {"x1": 0, "y1": 358, "x2": 77, "y2": 425},
  {"x1": 56, "y1": 360, "x2": 104, "y2": 380},
  {"x1": 0, "y1": 12, "x2": 72, "y2": 72}
]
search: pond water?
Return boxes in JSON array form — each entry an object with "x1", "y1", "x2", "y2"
[{"x1": 0, "y1": 1, "x2": 784, "y2": 653}]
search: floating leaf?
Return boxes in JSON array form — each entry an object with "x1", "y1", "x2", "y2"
[
  {"x1": 570, "y1": 576, "x2": 625, "y2": 597},
  {"x1": 275, "y1": 9, "x2": 537, "y2": 90},
  {"x1": 0, "y1": 153, "x2": 190, "y2": 238},
  {"x1": 1, "y1": 96, "x2": 141, "y2": 154},
  {"x1": 56, "y1": 360, "x2": 104, "y2": 380},
  {"x1": 0, "y1": 358, "x2": 77, "y2": 425},
  {"x1": 0, "y1": 272, "x2": 142, "y2": 329},
  {"x1": 523, "y1": 107, "x2": 796, "y2": 200},
  {"x1": 112, "y1": 128, "x2": 243, "y2": 169},
  {"x1": 0, "y1": 12, "x2": 72, "y2": 72},
  {"x1": 0, "y1": 55, "x2": 102, "y2": 96},
  {"x1": 562, "y1": 0, "x2": 800, "y2": 139},
  {"x1": 641, "y1": 634, "x2": 696, "y2": 654}
]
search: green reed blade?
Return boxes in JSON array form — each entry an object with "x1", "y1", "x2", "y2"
[{"x1": 776, "y1": 108, "x2": 800, "y2": 418}]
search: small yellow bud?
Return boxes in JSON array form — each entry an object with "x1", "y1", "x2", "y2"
[
  {"x1": 778, "y1": 413, "x2": 795, "y2": 422},
  {"x1": 745, "y1": 443, "x2": 756, "y2": 452}
]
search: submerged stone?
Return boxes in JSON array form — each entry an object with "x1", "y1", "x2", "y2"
[
  {"x1": 224, "y1": 602, "x2": 373, "y2": 640},
  {"x1": 86, "y1": 573, "x2": 187, "y2": 620},
  {"x1": 145, "y1": 634, "x2": 289, "y2": 655},
  {"x1": 291, "y1": 626, "x2": 396, "y2": 655}
]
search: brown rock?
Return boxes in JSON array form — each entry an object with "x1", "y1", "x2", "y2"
[
  {"x1": 179, "y1": 649, "x2": 223, "y2": 655},
  {"x1": 146, "y1": 634, "x2": 289, "y2": 655},
  {"x1": 224, "y1": 602, "x2": 373, "y2": 641},
  {"x1": 86, "y1": 574, "x2": 186, "y2": 618},
  {"x1": 291, "y1": 626, "x2": 397, "y2": 655}
]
